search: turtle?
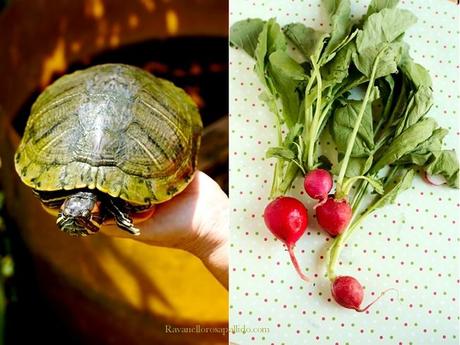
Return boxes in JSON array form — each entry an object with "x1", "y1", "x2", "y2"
[{"x1": 14, "y1": 63, "x2": 202, "y2": 236}]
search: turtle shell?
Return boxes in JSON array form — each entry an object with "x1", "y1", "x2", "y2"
[{"x1": 14, "y1": 64, "x2": 202, "y2": 205}]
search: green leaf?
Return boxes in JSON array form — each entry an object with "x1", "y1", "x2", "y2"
[
  {"x1": 267, "y1": 50, "x2": 305, "y2": 127},
  {"x1": 345, "y1": 157, "x2": 366, "y2": 177},
  {"x1": 353, "y1": 8, "x2": 416, "y2": 78},
  {"x1": 283, "y1": 23, "x2": 329, "y2": 61},
  {"x1": 254, "y1": 19, "x2": 287, "y2": 90},
  {"x1": 376, "y1": 75, "x2": 395, "y2": 106},
  {"x1": 379, "y1": 74, "x2": 409, "y2": 134},
  {"x1": 258, "y1": 91, "x2": 278, "y2": 115},
  {"x1": 268, "y1": 50, "x2": 305, "y2": 81},
  {"x1": 339, "y1": 174, "x2": 384, "y2": 198},
  {"x1": 353, "y1": 41, "x2": 403, "y2": 79},
  {"x1": 279, "y1": 161, "x2": 301, "y2": 194},
  {"x1": 400, "y1": 56, "x2": 432, "y2": 88},
  {"x1": 425, "y1": 150, "x2": 459, "y2": 188},
  {"x1": 371, "y1": 168, "x2": 415, "y2": 210},
  {"x1": 372, "y1": 117, "x2": 438, "y2": 172},
  {"x1": 341, "y1": 156, "x2": 373, "y2": 177},
  {"x1": 356, "y1": 8, "x2": 417, "y2": 52},
  {"x1": 266, "y1": 147, "x2": 295, "y2": 160},
  {"x1": 374, "y1": 75, "x2": 395, "y2": 125},
  {"x1": 332, "y1": 99, "x2": 374, "y2": 157},
  {"x1": 365, "y1": 0, "x2": 399, "y2": 19},
  {"x1": 364, "y1": 175, "x2": 384, "y2": 194},
  {"x1": 394, "y1": 85, "x2": 433, "y2": 136},
  {"x1": 322, "y1": 0, "x2": 352, "y2": 57},
  {"x1": 283, "y1": 123, "x2": 304, "y2": 147},
  {"x1": 396, "y1": 128, "x2": 448, "y2": 166},
  {"x1": 321, "y1": 41, "x2": 355, "y2": 84},
  {"x1": 378, "y1": 75, "x2": 395, "y2": 103},
  {"x1": 230, "y1": 18, "x2": 265, "y2": 58}
]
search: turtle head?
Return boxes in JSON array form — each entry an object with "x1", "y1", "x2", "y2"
[{"x1": 57, "y1": 192, "x2": 101, "y2": 236}]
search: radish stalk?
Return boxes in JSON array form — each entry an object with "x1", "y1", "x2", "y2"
[
  {"x1": 326, "y1": 179, "x2": 369, "y2": 280},
  {"x1": 318, "y1": 52, "x2": 384, "y2": 240},
  {"x1": 336, "y1": 175, "x2": 382, "y2": 200},
  {"x1": 327, "y1": 166, "x2": 402, "y2": 280},
  {"x1": 269, "y1": 100, "x2": 285, "y2": 199},
  {"x1": 307, "y1": 59, "x2": 323, "y2": 170},
  {"x1": 336, "y1": 51, "x2": 384, "y2": 192}
]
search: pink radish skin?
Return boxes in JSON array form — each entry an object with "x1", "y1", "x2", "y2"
[
  {"x1": 263, "y1": 197, "x2": 309, "y2": 281},
  {"x1": 304, "y1": 169, "x2": 333, "y2": 201},
  {"x1": 423, "y1": 171, "x2": 447, "y2": 186},
  {"x1": 315, "y1": 197, "x2": 352, "y2": 237},
  {"x1": 332, "y1": 276, "x2": 395, "y2": 312}
]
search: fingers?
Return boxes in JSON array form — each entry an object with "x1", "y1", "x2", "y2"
[{"x1": 98, "y1": 170, "x2": 223, "y2": 245}]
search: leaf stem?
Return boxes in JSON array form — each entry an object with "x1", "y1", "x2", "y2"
[
  {"x1": 307, "y1": 59, "x2": 323, "y2": 170},
  {"x1": 327, "y1": 165, "x2": 402, "y2": 279},
  {"x1": 303, "y1": 75, "x2": 316, "y2": 163},
  {"x1": 317, "y1": 99, "x2": 334, "y2": 132},
  {"x1": 279, "y1": 162, "x2": 300, "y2": 194},
  {"x1": 351, "y1": 180, "x2": 367, "y2": 210},
  {"x1": 270, "y1": 99, "x2": 284, "y2": 198},
  {"x1": 336, "y1": 52, "x2": 384, "y2": 190},
  {"x1": 338, "y1": 175, "x2": 383, "y2": 199},
  {"x1": 326, "y1": 179, "x2": 369, "y2": 281}
]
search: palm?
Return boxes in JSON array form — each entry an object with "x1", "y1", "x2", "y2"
[{"x1": 101, "y1": 171, "x2": 228, "y2": 255}]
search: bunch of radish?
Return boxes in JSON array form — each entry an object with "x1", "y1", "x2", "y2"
[
  {"x1": 264, "y1": 168, "x2": 394, "y2": 312},
  {"x1": 304, "y1": 169, "x2": 366, "y2": 311},
  {"x1": 304, "y1": 169, "x2": 352, "y2": 237},
  {"x1": 234, "y1": 0, "x2": 459, "y2": 315}
]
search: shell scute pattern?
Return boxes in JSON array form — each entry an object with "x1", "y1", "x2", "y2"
[{"x1": 15, "y1": 64, "x2": 202, "y2": 205}]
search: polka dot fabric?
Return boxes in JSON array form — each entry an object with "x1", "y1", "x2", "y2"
[{"x1": 229, "y1": 1, "x2": 459, "y2": 344}]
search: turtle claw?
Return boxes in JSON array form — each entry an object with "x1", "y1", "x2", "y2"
[
  {"x1": 130, "y1": 227, "x2": 141, "y2": 236},
  {"x1": 104, "y1": 196, "x2": 142, "y2": 236},
  {"x1": 117, "y1": 219, "x2": 140, "y2": 236}
]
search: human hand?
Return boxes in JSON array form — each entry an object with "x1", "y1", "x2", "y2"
[{"x1": 100, "y1": 171, "x2": 229, "y2": 288}]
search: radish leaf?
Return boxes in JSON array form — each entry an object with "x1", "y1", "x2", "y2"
[
  {"x1": 332, "y1": 100, "x2": 375, "y2": 157},
  {"x1": 372, "y1": 118, "x2": 438, "y2": 172},
  {"x1": 268, "y1": 51, "x2": 306, "y2": 128},
  {"x1": 365, "y1": 0, "x2": 400, "y2": 18},
  {"x1": 230, "y1": 18, "x2": 265, "y2": 58},
  {"x1": 283, "y1": 23, "x2": 329, "y2": 62},
  {"x1": 322, "y1": 0, "x2": 352, "y2": 58},
  {"x1": 266, "y1": 147, "x2": 296, "y2": 160},
  {"x1": 425, "y1": 150, "x2": 459, "y2": 188}
]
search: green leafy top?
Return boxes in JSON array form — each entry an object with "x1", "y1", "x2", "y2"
[
  {"x1": 322, "y1": 0, "x2": 352, "y2": 57},
  {"x1": 230, "y1": 18, "x2": 265, "y2": 58},
  {"x1": 230, "y1": 0, "x2": 458, "y2": 196}
]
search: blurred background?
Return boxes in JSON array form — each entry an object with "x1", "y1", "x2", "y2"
[{"x1": 0, "y1": 0, "x2": 228, "y2": 344}]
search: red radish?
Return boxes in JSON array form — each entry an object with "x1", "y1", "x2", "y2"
[
  {"x1": 315, "y1": 197, "x2": 352, "y2": 237},
  {"x1": 423, "y1": 171, "x2": 447, "y2": 186},
  {"x1": 263, "y1": 197, "x2": 309, "y2": 281},
  {"x1": 304, "y1": 169, "x2": 333, "y2": 201},
  {"x1": 332, "y1": 276, "x2": 395, "y2": 312}
]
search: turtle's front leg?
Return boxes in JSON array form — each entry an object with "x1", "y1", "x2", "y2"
[{"x1": 105, "y1": 197, "x2": 140, "y2": 236}]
